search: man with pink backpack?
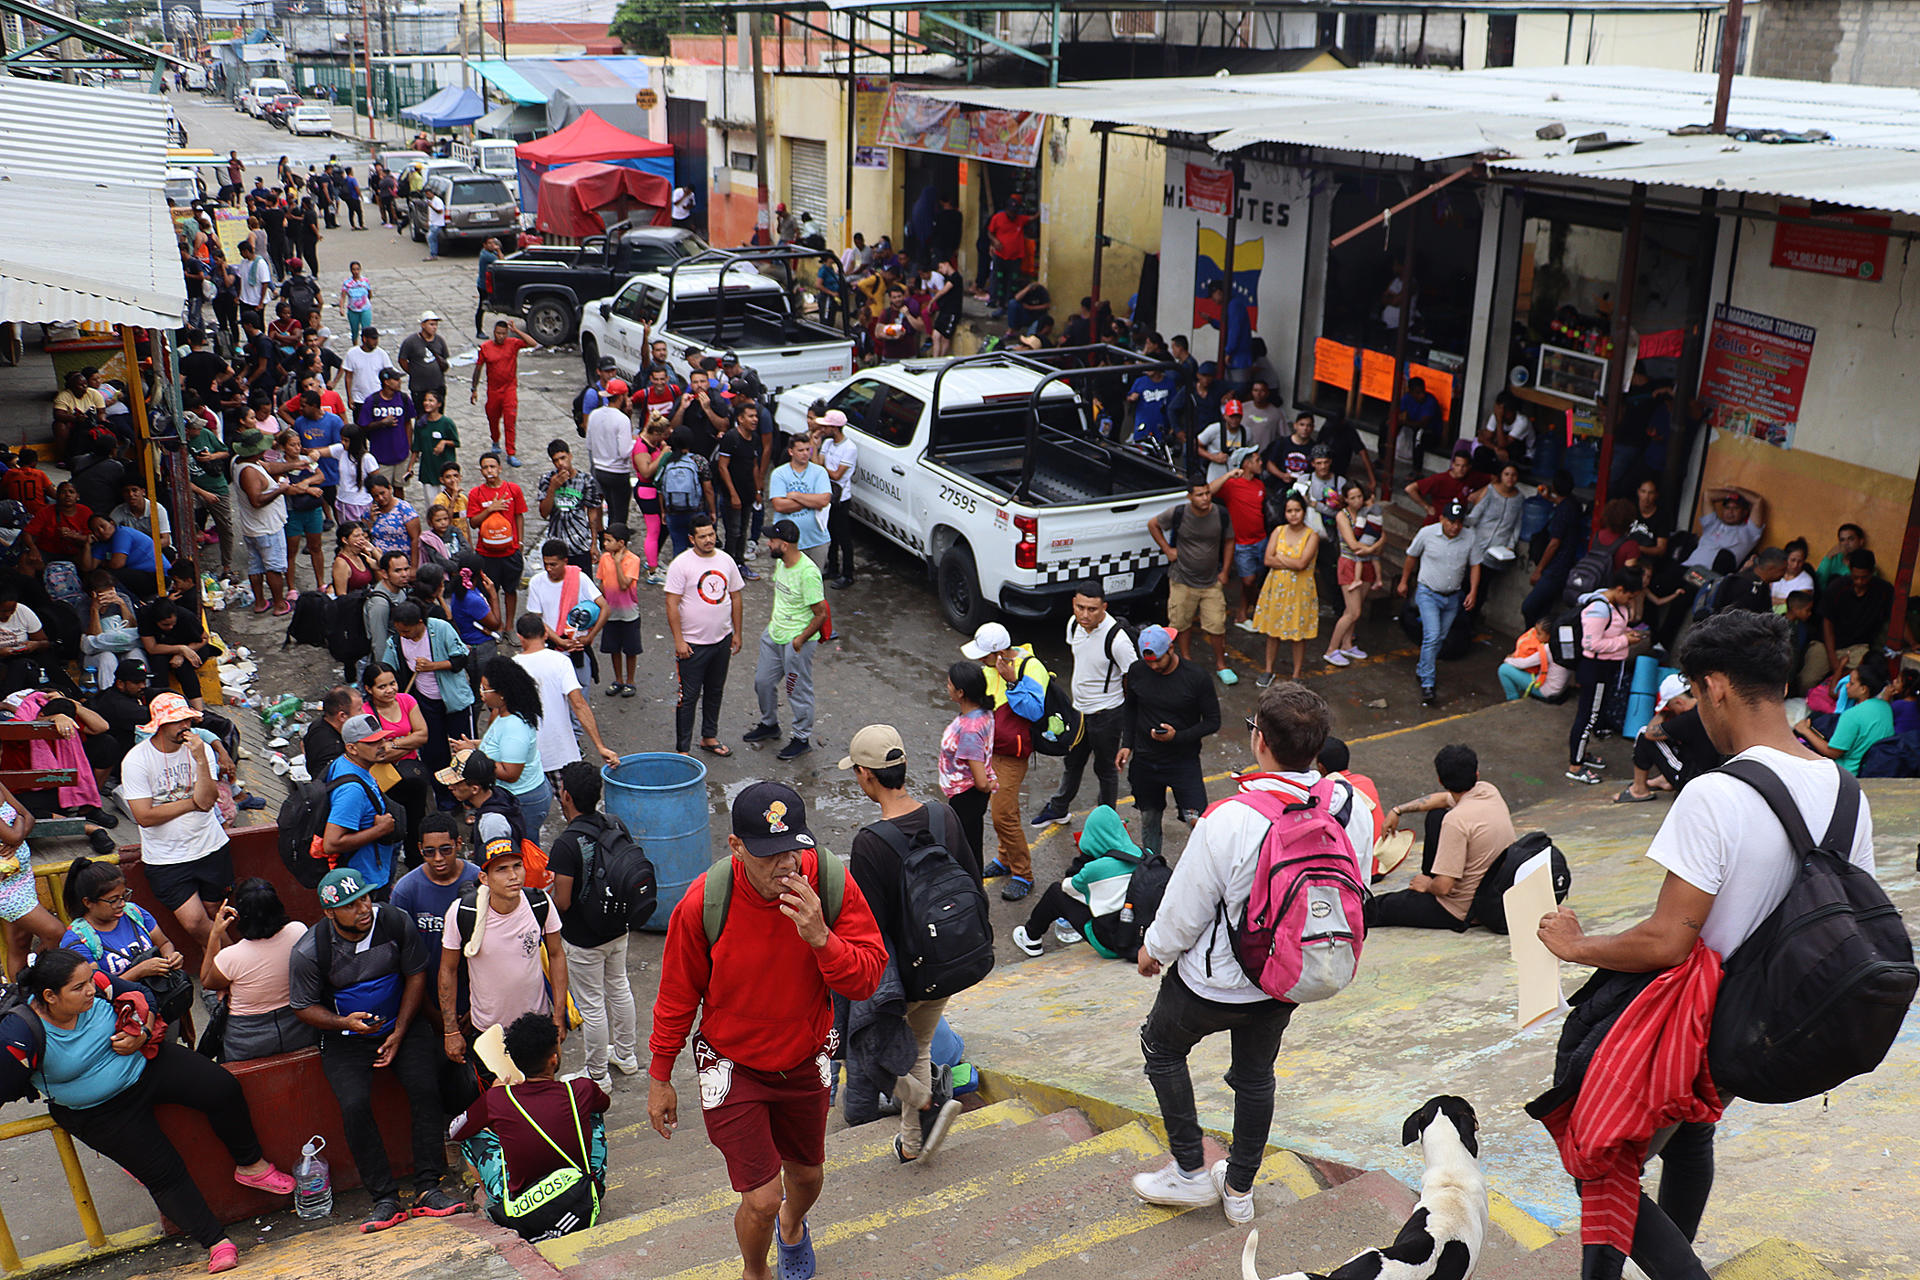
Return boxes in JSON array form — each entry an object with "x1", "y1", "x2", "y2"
[{"x1": 1130, "y1": 682, "x2": 1373, "y2": 1225}]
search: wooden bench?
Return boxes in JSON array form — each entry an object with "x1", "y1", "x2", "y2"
[{"x1": 0, "y1": 720, "x2": 86, "y2": 839}]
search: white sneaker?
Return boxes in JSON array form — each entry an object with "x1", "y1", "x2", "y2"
[
  {"x1": 1132, "y1": 1159, "x2": 1219, "y2": 1208},
  {"x1": 744, "y1": 539, "x2": 759, "y2": 561},
  {"x1": 1210, "y1": 1160, "x2": 1254, "y2": 1224},
  {"x1": 1343, "y1": 646, "x2": 1368, "y2": 660},
  {"x1": 1010, "y1": 924, "x2": 1044, "y2": 957},
  {"x1": 1053, "y1": 919, "x2": 1083, "y2": 946},
  {"x1": 589, "y1": 1073, "x2": 613, "y2": 1094},
  {"x1": 610, "y1": 1056, "x2": 642, "y2": 1076}
]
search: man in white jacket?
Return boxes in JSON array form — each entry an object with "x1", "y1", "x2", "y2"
[{"x1": 1130, "y1": 682, "x2": 1372, "y2": 1224}]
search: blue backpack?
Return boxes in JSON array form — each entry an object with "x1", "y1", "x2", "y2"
[{"x1": 660, "y1": 454, "x2": 702, "y2": 513}]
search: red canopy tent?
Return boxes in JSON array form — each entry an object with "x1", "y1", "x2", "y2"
[
  {"x1": 515, "y1": 110, "x2": 672, "y2": 165},
  {"x1": 536, "y1": 161, "x2": 673, "y2": 237}
]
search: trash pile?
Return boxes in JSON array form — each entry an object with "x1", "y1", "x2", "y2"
[{"x1": 216, "y1": 649, "x2": 321, "y2": 783}]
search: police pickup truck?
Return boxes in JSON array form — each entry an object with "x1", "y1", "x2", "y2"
[{"x1": 774, "y1": 349, "x2": 1190, "y2": 631}]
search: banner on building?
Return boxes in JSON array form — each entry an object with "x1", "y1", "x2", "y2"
[
  {"x1": 876, "y1": 86, "x2": 1045, "y2": 167},
  {"x1": 1192, "y1": 228, "x2": 1261, "y2": 330},
  {"x1": 1771, "y1": 204, "x2": 1889, "y2": 282},
  {"x1": 1185, "y1": 164, "x2": 1234, "y2": 217},
  {"x1": 854, "y1": 75, "x2": 889, "y2": 169},
  {"x1": 1699, "y1": 304, "x2": 1816, "y2": 449}
]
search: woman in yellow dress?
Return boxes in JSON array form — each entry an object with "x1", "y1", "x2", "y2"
[{"x1": 1253, "y1": 491, "x2": 1319, "y2": 686}]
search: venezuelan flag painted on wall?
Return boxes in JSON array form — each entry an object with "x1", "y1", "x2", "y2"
[{"x1": 1192, "y1": 228, "x2": 1263, "y2": 330}]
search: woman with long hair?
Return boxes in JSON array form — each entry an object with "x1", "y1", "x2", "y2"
[
  {"x1": 1, "y1": 948, "x2": 295, "y2": 1274},
  {"x1": 361, "y1": 658, "x2": 431, "y2": 862},
  {"x1": 454, "y1": 655, "x2": 549, "y2": 835},
  {"x1": 936, "y1": 661, "x2": 996, "y2": 866},
  {"x1": 200, "y1": 878, "x2": 317, "y2": 1062},
  {"x1": 324, "y1": 427, "x2": 380, "y2": 523},
  {"x1": 629, "y1": 413, "x2": 671, "y2": 583},
  {"x1": 1325, "y1": 481, "x2": 1382, "y2": 665},
  {"x1": 1253, "y1": 492, "x2": 1319, "y2": 685},
  {"x1": 448, "y1": 555, "x2": 500, "y2": 677},
  {"x1": 331, "y1": 520, "x2": 377, "y2": 595}
]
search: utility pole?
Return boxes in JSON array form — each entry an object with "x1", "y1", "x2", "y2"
[
  {"x1": 360, "y1": 0, "x2": 375, "y2": 143},
  {"x1": 498, "y1": 0, "x2": 508, "y2": 59},
  {"x1": 458, "y1": 1, "x2": 469, "y2": 88},
  {"x1": 1711, "y1": 0, "x2": 1745, "y2": 133},
  {"x1": 747, "y1": 10, "x2": 769, "y2": 245}
]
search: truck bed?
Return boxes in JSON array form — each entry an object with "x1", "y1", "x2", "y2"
[
  {"x1": 667, "y1": 305, "x2": 844, "y2": 353},
  {"x1": 931, "y1": 429, "x2": 1185, "y2": 506}
]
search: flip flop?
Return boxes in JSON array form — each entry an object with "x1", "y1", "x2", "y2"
[
  {"x1": 697, "y1": 741, "x2": 733, "y2": 757},
  {"x1": 1613, "y1": 789, "x2": 1658, "y2": 804},
  {"x1": 251, "y1": 601, "x2": 272, "y2": 614}
]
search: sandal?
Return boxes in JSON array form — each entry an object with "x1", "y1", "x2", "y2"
[
  {"x1": 1613, "y1": 788, "x2": 1658, "y2": 804},
  {"x1": 234, "y1": 1164, "x2": 296, "y2": 1195},
  {"x1": 207, "y1": 1242, "x2": 239, "y2": 1274},
  {"x1": 697, "y1": 741, "x2": 733, "y2": 757},
  {"x1": 271, "y1": 601, "x2": 293, "y2": 617},
  {"x1": 251, "y1": 601, "x2": 271, "y2": 614}
]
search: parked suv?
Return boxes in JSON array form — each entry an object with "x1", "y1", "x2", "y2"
[{"x1": 409, "y1": 172, "x2": 519, "y2": 248}]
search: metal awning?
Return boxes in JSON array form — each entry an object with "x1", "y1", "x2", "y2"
[
  {"x1": 920, "y1": 65, "x2": 1920, "y2": 214},
  {"x1": 0, "y1": 79, "x2": 180, "y2": 328}
]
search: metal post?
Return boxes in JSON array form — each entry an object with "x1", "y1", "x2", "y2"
[
  {"x1": 1048, "y1": 0, "x2": 1061, "y2": 87},
  {"x1": 1380, "y1": 187, "x2": 1421, "y2": 495},
  {"x1": 1214, "y1": 157, "x2": 1241, "y2": 372},
  {"x1": 1662, "y1": 190, "x2": 1720, "y2": 521},
  {"x1": 498, "y1": 0, "x2": 507, "y2": 58},
  {"x1": 1089, "y1": 125, "x2": 1110, "y2": 312},
  {"x1": 845, "y1": 22, "x2": 856, "y2": 249},
  {"x1": 1711, "y1": 0, "x2": 1744, "y2": 133},
  {"x1": 360, "y1": 0, "x2": 374, "y2": 143},
  {"x1": 120, "y1": 328, "x2": 167, "y2": 599},
  {"x1": 47, "y1": 1128, "x2": 106, "y2": 1249},
  {"x1": 748, "y1": 11, "x2": 770, "y2": 246},
  {"x1": 1594, "y1": 184, "x2": 1647, "y2": 527},
  {"x1": 458, "y1": 1, "x2": 468, "y2": 88}
]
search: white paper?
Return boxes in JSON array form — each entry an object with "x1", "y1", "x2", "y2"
[{"x1": 1505, "y1": 857, "x2": 1566, "y2": 1028}]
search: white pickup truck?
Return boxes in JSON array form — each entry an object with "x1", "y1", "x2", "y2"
[
  {"x1": 578, "y1": 247, "x2": 854, "y2": 394},
  {"x1": 774, "y1": 350, "x2": 1191, "y2": 631}
]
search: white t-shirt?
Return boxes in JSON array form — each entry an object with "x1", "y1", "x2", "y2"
[
  {"x1": 818, "y1": 437, "x2": 858, "y2": 500},
  {"x1": 525, "y1": 568, "x2": 602, "y2": 635},
  {"x1": 121, "y1": 737, "x2": 228, "y2": 866},
  {"x1": 1065, "y1": 614, "x2": 1136, "y2": 715},
  {"x1": 426, "y1": 194, "x2": 447, "y2": 228},
  {"x1": 324, "y1": 443, "x2": 380, "y2": 507},
  {"x1": 1647, "y1": 746, "x2": 1877, "y2": 957},
  {"x1": 512, "y1": 646, "x2": 583, "y2": 770},
  {"x1": 0, "y1": 604, "x2": 43, "y2": 648},
  {"x1": 584, "y1": 404, "x2": 635, "y2": 474},
  {"x1": 340, "y1": 345, "x2": 388, "y2": 407},
  {"x1": 1771, "y1": 569, "x2": 1815, "y2": 607},
  {"x1": 1195, "y1": 422, "x2": 1246, "y2": 484},
  {"x1": 1483, "y1": 411, "x2": 1534, "y2": 449},
  {"x1": 664, "y1": 549, "x2": 743, "y2": 646}
]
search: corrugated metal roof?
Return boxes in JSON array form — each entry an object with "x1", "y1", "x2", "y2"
[
  {"x1": 0, "y1": 80, "x2": 181, "y2": 329},
  {"x1": 920, "y1": 65, "x2": 1920, "y2": 213}
]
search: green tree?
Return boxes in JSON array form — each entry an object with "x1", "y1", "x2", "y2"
[{"x1": 609, "y1": 0, "x2": 724, "y2": 55}]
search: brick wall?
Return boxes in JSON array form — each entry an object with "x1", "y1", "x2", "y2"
[{"x1": 1751, "y1": 0, "x2": 1920, "y2": 87}]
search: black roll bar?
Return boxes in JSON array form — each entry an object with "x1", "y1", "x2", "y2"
[{"x1": 659, "y1": 244, "x2": 853, "y2": 346}]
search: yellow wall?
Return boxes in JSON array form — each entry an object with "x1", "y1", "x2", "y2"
[
  {"x1": 1033, "y1": 118, "x2": 1165, "y2": 318},
  {"x1": 1698, "y1": 429, "x2": 1918, "y2": 591},
  {"x1": 768, "y1": 74, "x2": 898, "y2": 251}
]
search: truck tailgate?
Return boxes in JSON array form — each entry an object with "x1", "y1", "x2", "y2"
[
  {"x1": 1016, "y1": 496, "x2": 1182, "y2": 597},
  {"x1": 746, "y1": 341, "x2": 856, "y2": 392}
]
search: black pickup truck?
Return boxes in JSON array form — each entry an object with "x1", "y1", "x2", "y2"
[{"x1": 480, "y1": 223, "x2": 711, "y2": 345}]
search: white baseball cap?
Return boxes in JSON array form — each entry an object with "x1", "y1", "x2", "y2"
[
  {"x1": 960, "y1": 622, "x2": 1013, "y2": 660},
  {"x1": 418, "y1": 309, "x2": 443, "y2": 323},
  {"x1": 1655, "y1": 674, "x2": 1689, "y2": 712}
]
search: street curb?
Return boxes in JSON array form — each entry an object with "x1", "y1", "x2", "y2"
[{"x1": 1708, "y1": 1238, "x2": 1845, "y2": 1280}]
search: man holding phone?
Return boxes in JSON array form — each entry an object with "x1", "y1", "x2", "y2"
[
  {"x1": 288, "y1": 868, "x2": 468, "y2": 1232},
  {"x1": 1118, "y1": 625, "x2": 1221, "y2": 856}
]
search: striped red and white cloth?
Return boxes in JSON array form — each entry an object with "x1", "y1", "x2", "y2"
[{"x1": 1537, "y1": 942, "x2": 1727, "y2": 1252}]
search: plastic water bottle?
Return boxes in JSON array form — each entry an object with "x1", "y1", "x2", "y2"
[{"x1": 293, "y1": 1136, "x2": 332, "y2": 1219}]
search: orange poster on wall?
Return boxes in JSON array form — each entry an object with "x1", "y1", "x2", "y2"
[
  {"x1": 1359, "y1": 349, "x2": 1397, "y2": 401},
  {"x1": 1409, "y1": 363, "x2": 1454, "y2": 420},
  {"x1": 1314, "y1": 338, "x2": 1355, "y2": 389}
]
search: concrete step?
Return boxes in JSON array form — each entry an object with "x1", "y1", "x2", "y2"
[
  {"x1": 1475, "y1": 1228, "x2": 1585, "y2": 1279},
  {"x1": 1111, "y1": 1169, "x2": 1415, "y2": 1280},
  {"x1": 544, "y1": 1100, "x2": 1068, "y2": 1277},
  {"x1": 1711, "y1": 1239, "x2": 1847, "y2": 1280},
  {"x1": 631, "y1": 1115, "x2": 1157, "y2": 1280},
  {"x1": 983, "y1": 1148, "x2": 1320, "y2": 1280},
  {"x1": 595, "y1": 1096, "x2": 1040, "y2": 1213}
]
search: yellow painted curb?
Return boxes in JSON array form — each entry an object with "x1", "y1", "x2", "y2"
[
  {"x1": 9, "y1": 1225, "x2": 165, "y2": 1280},
  {"x1": 1488, "y1": 1190, "x2": 1557, "y2": 1251},
  {"x1": 1710, "y1": 1238, "x2": 1844, "y2": 1280}
]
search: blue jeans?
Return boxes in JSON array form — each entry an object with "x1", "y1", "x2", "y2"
[
  {"x1": 426, "y1": 225, "x2": 441, "y2": 257},
  {"x1": 1414, "y1": 583, "x2": 1462, "y2": 689},
  {"x1": 1522, "y1": 567, "x2": 1569, "y2": 626},
  {"x1": 511, "y1": 773, "x2": 552, "y2": 839}
]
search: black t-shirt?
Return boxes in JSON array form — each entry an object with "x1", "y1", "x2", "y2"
[
  {"x1": 1715, "y1": 568, "x2": 1773, "y2": 616},
  {"x1": 139, "y1": 601, "x2": 205, "y2": 646},
  {"x1": 1660, "y1": 707, "x2": 1725, "y2": 788},
  {"x1": 304, "y1": 720, "x2": 345, "y2": 776},
  {"x1": 1544, "y1": 498, "x2": 1584, "y2": 570},
  {"x1": 1823, "y1": 576, "x2": 1894, "y2": 649},
  {"x1": 1624, "y1": 512, "x2": 1670, "y2": 559},
  {"x1": 847, "y1": 801, "x2": 979, "y2": 955},
  {"x1": 181, "y1": 351, "x2": 226, "y2": 400},
  {"x1": 71, "y1": 455, "x2": 126, "y2": 519},
  {"x1": 545, "y1": 813, "x2": 630, "y2": 948},
  {"x1": 89, "y1": 686, "x2": 150, "y2": 757},
  {"x1": 1317, "y1": 419, "x2": 1366, "y2": 481},
  {"x1": 680, "y1": 410, "x2": 722, "y2": 462},
  {"x1": 714, "y1": 429, "x2": 760, "y2": 503}
]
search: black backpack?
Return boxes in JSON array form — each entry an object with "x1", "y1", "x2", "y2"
[
  {"x1": 1470, "y1": 831, "x2": 1572, "y2": 934},
  {"x1": 570, "y1": 383, "x2": 592, "y2": 436},
  {"x1": 283, "y1": 275, "x2": 321, "y2": 317},
  {"x1": 871, "y1": 808, "x2": 994, "y2": 1001},
  {"x1": 1547, "y1": 607, "x2": 1586, "y2": 668},
  {"x1": 1560, "y1": 541, "x2": 1613, "y2": 605},
  {"x1": 284, "y1": 590, "x2": 330, "y2": 650},
  {"x1": 1099, "y1": 618, "x2": 1140, "y2": 694},
  {"x1": 1089, "y1": 852, "x2": 1172, "y2": 961},
  {"x1": 561, "y1": 813, "x2": 659, "y2": 940},
  {"x1": 1028, "y1": 666, "x2": 1084, "y2": 757},
  {"x1": 278, "y1": 772, "x2": 383, "y2": 888},
  {"x1": 1707, "y1": 760, "x2": 1918, "y2": 1103},
  {"x1": 453, "y1": 885, "x2": 554, "y2": 947},
  {"x1": 327, "y1": 589, "x2": 372, "y2": 663}
]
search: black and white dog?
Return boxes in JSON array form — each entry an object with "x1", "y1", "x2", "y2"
[{"x1": 1240, "y1": 1095, "x2": 1488, "y2": 1280}]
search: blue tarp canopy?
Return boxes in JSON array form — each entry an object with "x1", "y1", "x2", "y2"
[{"x1": 400, "y1": 84, "x2": 486, "y2": 127}]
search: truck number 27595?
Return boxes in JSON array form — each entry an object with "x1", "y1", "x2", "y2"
[{"x1": 939, "y1": 484, "x2": 978, "y2": 515}]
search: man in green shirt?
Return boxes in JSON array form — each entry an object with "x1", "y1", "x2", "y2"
[
  {"x1": 1797, "y1": 658, "x2": 1896, "y2": 775},
  {"x1": 745, "y1": 518, "x2": 828, "y2": 761},
  {"x1": 185, "y1": 400, "x2": 234, "y2": 579}
]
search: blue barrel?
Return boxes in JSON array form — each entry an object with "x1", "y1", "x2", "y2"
[
  {"x1": 602, "y1": 753, "x2": 713, "y2": 931},
  {"x1": 1622, "y1": 658, "x2": 1677, "y2": 739}
]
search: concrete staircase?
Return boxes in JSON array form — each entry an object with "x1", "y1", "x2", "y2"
[{"x1": 525, "y1": 1088, "x2": 1863, "y2": 1280}]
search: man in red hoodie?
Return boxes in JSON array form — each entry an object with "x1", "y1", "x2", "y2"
[{"x1": 648, "y1": 781, "x2": 886, "y2": 1280}]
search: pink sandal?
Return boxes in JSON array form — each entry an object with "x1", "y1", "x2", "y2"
[
  {"x1": 208, "y1": 1241, "x2": 239, "y2": 1274},
  {"x1": 271, "y1": 600, "x2": 293, "y2": 617},
  {"x1": 234, "y1": 1165, "x2": 295, "y2": 1195},
  {"x1": 250, "y1": 601, "x2": 272, "y2": 614}
]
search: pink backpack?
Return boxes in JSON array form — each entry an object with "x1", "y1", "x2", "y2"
[{"x1": 1220, "y1": 780, "x2": 1367, "y2": 1003}]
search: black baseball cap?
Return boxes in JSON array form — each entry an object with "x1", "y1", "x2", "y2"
[
  {"x1": 731, "y1": 781, "x2": 816, "y2": 857},
  {"x1": 1443, "y1": 498, "x2": 1469, "y2": 522}
]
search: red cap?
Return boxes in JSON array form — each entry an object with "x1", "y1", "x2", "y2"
[
  {"x1": 604, "y1": 378, "x2": 630, "y2": 396},
  {"x1": 1221, "y1": 398, "x2": 1243, "y2": 415}
]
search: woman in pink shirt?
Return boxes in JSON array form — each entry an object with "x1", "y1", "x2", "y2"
[
  {"x1": 200, "y1": 878, "x2": 318, "y2": 1061},
  {"x1": 629, "y1": 414, "x2": 670, "y2": 583}
]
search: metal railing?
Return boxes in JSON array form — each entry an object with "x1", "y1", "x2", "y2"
[{"x1": 0, "y1": 1114, "x2": 161, "y2": 1275}]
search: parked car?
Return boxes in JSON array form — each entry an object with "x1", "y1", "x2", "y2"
[
  {"x1": 407, "y1": 172, "x2": 518, "y2": 248},
  {"x1": 240, "y1": 76, "x2": 289, "y2": 116},
  {"x1": 580, "y1": 252, "x2": 853, "y2": 395},
  {"x1": 165, "y1": 166, "x2": 203, "y2": 206},
  {"x1": 480, "y1": 224, "x2": 711, "y2": 345},
  {"x1": 451, "y1": 138, "x2": 519, "y2": 180},
  {"x1": 263, "y1": 94, "x2": 303, "y2": 128},
  {"x1": 287, "y1": 105, "x2": 333, "y2": 137},
  {"x1": 773, "y1": 350, "x2": 1190, "y2": 630}
]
